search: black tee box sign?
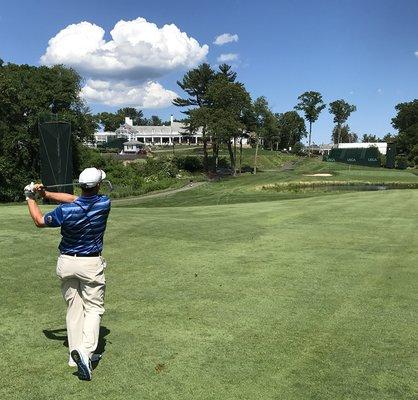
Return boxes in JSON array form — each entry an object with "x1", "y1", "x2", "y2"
[{"x1": 39, "y1": 121, "x2": 73, "y2": 194}]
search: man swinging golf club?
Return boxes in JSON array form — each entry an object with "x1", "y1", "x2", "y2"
[{"x1": 24, "y1": 167, "x2": 111, "y2": 381}]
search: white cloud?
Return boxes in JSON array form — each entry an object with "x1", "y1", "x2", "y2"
[
  {"x1": 214, "y1": 33, "x2": 239, "y2": 46},
  {"x1": 217, "y1": 53, "x2": 239, "y2": 63},
  {"x1": 40, "y1": 18, "x2": 208, "y2": 108},
  {"x1": 415, "y1": 51, "x2": 418, "y2": 57},
  {"x1": 41, "y1": 18, "x2": 208, "y2": 78},
  {"x1": 81, "y1": 79, "x2": 177, "y2": 108}
]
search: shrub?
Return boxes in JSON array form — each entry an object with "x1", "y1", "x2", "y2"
[
  {"x1": 292, "y1": 142, "x2": 305, "y2": 155},
  {"x1": 141, "y1": 157, "x2": 178, "y2": 178},
  {"x1": 183, "y1": 155, "x2": 203, "y2": 172},
  {"x1": 173, "y1": 155, "x2": 203, "y2": 172},
  {"x1": 217, "y1": 156, "x2": 230, "y2": 168},
  {"x1": 395, "y1": 155, "x2": 408, "y2": 170}
]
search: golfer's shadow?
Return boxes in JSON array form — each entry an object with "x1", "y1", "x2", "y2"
[{"x1": 43, "y1": 326, "x2": 110, "y2": 370}]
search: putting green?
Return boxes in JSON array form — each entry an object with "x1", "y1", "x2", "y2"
[{"x1": 0, "y1": 189, "x2": 417, "y2": 399}]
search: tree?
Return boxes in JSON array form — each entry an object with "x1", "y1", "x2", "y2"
[
  {"x1": 96, "y1": 112, "x2": 124, "y2": 131},
  {"x1": 218, "y1": 63, "x2": 237, "y2": 82},
  {"x1": 96, "y1": 108, "x2": 145, "y2": 131},
  {"x1": 173, "y1": 63, "x2": 216, "y2": 172},
  {"x1": 276, "y1": 111, "x2": 307, "y2": 150},
  {"x1": 328, "y1": 99, "x2": 356, "y2": 144},
  {"x1": 204, "y1": 75, "x2": 251, "y2": 174},
  {"x1": 294, "y1": 91, "x2": 326, "y2": 156},
  {"x1": 383, "y1": 133, "x2": 397, "y2": 143},
  {"x1": 117, "y1": 107, "x2": 145, "y2": 125},
  {"x1": 0, "y1": 63, "x2": 97, "y2": 201},
  {"x1": 208, "y1": 63, "x2": 239, "y2": 164},
  {"x1": 150, "y1": 115, "x2": 163, "y2": 126},
  {"x1": 239, "y1": 106, "x2": 257, "y2": 173},
  {"x1": 331, "y1": 124, "x2": 358, "y2": 143},
  {"x1": 391, "y1": 100, "x2": 418, "y2": 165},
  {"x1": 253, "y1": 97, "x2": 278, "y2": 173},
  {"x1": 362, "y1": 134, "x2": 380, "y2": 143}
]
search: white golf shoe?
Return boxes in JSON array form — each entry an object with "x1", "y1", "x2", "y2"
[
  {"x1": 70, "y1": 349, "x2": 92, "y2": 381},
  {"x1": 68, "y1": 356, "x2": 77, "y2": 367},
  {"x1": 69, "y1": 353, "x2": 101, "y2": 367}
]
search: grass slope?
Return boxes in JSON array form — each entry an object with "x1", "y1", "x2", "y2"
[
  {"x1": 0, "y1": 188, "x2": 417, "y2": 399},
  {"x1": 113, "y1": 158, "x2": 418, "y2": 208}
]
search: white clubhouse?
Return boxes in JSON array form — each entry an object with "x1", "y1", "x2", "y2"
[{"x1": 94, "y1": 116, "x2": 203, "y2": 148}]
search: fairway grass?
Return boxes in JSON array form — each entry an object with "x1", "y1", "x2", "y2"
[{"x1": 1, "y1": 188, "x2": 417, "y2": 399}]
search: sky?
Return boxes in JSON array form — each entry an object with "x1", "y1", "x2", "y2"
[{"x1": 1, "y1": 0, "x2": 417, "y2": 143}]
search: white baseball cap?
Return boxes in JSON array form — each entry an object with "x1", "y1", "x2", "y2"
[{"x1": 79, "y1": 168, "x2": 106, "y2": 188}]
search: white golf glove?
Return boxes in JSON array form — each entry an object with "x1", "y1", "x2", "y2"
[{"x1": 24, "y1": 182, "x2": 36, "y2": 200}]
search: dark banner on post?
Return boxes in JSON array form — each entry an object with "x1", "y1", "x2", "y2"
[
  {"x1": 325, "y1": 147, "x2": 381, "y2": 167},
  {"x1": 39, "y1": 121, "x2": 73, "y2": 194}
]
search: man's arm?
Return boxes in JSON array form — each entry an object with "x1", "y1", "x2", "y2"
[
  {"x1": 35, "y1": 184, "x2": 77, "y2": 203},
  {"x1": 25, "y1": 183, "x2": 70, "y2": 228},
  {"x1": 44, "y1": 191, "x2": 77, "y2": 203},
  {"x1": 27, "y1": 198, "x2": 46, "y2": 228}
]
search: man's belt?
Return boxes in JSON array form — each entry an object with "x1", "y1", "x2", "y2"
[{"x1": 61, "y1": 252, "x2": 101, "y2": 257}]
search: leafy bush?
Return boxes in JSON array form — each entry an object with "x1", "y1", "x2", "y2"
[
  {"x1": 140, "y1": 157, "x2": 178, "y2": 178},
  {"x1": 292, "y1": 142, "x2": 305, "y2": 155},
  {"x1": 173, "y1": 155, "x2": 203, "y2": 172},
  {"x1": 395, "y1": 155, "x2": 408, "y2": 170},
  {"x1": 184, "y1": 155, "x2": 203, "y2": 172},
  {"x1": 206, "y1": 156, "x2": 230, "y2": 171},
  {"x1": 217, "y1": 156, "x2": 230, "y2": 168},
  {"x1": 97, "y1": 138, "x2": 125, "y2": 150}
]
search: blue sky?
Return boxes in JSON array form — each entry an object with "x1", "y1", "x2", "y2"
[{"x1": 1, "y1": 0, "x2": 417, "y2": 143}]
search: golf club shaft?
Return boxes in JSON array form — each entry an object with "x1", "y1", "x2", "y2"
[
  {"x1": 44, "y1": 180, "x2": 113, "y2": 191},
  {"x1": 44, "y1": 183, "x2": 78, "y2": 189}
]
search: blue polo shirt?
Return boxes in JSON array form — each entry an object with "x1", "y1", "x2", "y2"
[{"x1": 44, "y1": 195, "x2": 111, "y2": 255}]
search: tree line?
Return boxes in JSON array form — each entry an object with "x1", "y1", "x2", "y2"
[
  {"x1": 0, "y1": 61, "x2": 96, "y2": 201},
  {"x1": 95, "y1": 109, "x2": 171, "y2": 131},
  {"x1": 0, "y1": 60, "x2": 417, "y2": 201},
  {"x1": 174, "y1": 63, "x2": 417, "y2": 167},
  {"x1": 172, "y1": 63, "x2": 361, "y2": 169}
]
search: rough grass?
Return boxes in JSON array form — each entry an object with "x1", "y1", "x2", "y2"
[
  {"x1": 153, "y1": 146, "x2": 298, "y2": 171},
  {"x1": 0, "y1": 187, "x2": 417, "y2": 399},
  {"x1": 260, "y1": 180, "x2": 418, "y2": 192}
]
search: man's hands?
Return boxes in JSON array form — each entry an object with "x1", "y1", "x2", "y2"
[
  {"x1": 23, "y1": 182, "x2": 46, "y2": 201},
  {"x1": 24, "y1": 182, "x2": 36, "y2": 201},
  {"x1": 24, "y1": 182, "x2": 46, "y2": 227},
  {"x1": 33, "y1": 183, "x2": 46, "y2": 198}
]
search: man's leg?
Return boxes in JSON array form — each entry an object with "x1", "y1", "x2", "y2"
[
  {"x1": 79, "y1": 259, "x2": 106, "y2": 359},
  {"x1": 60, "y1": 278, "x2": 84, "y2": 353}
]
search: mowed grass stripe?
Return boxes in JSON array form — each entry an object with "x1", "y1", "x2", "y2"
[{"x1": 0, "y1": 190, "x2": 417, "y2": 399}]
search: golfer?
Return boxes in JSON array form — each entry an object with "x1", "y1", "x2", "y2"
[{"x1": 24, "y1": 167, "x2": 111, "y2": 381}]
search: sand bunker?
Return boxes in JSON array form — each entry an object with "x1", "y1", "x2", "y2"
[{"x1": 303, "y1": 173, "x2": 333, "y2": 177}]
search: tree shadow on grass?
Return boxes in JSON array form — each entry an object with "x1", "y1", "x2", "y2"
[{"x1": 43, "y1": 326, "x2": 110, "y2": 370}]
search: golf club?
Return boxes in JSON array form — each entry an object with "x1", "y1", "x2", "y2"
[{"x1": 44, "y1": 180, "x2": 113, "y2": 191}]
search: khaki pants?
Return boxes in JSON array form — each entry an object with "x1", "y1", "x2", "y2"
[{"x1": 56, "y1": 254, "x2": 106, "y2": 359}]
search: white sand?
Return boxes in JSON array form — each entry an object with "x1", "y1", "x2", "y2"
[{"x1": 303, "y1": 173, "x2": 333, "y2": 177}]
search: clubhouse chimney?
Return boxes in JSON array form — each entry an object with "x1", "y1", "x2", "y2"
[{"x1": 170, "y1": 114, "x2": 174, "y2": 126}]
